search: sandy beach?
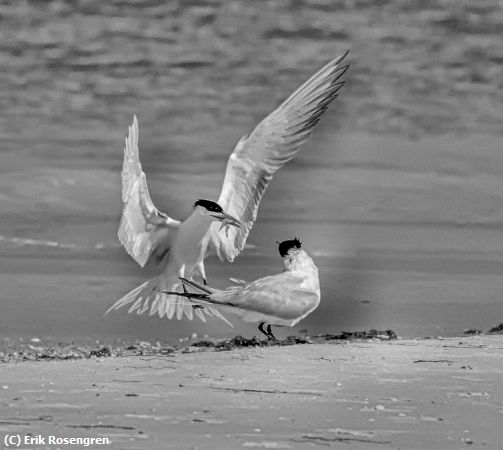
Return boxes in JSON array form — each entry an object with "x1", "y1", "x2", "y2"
[{"x1": 1, "y1": 335, "x2": 502, "y2": 449}]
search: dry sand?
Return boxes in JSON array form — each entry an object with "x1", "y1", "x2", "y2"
[{"x1": 1, "y1": 335, "x2": 502, "y2": 449}]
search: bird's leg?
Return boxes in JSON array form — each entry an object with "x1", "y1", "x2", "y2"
[
  {"x1": 258, "y1": 322, "x2": 270, "y2": 339},
  {"x1": 155, "y1": 247, "x2": 170, "y2": 264},
  {"x1": 266, "y1": 324, "x2": 277, "y2": 341},
  {"x1": 187, "y1": 286, "x2": 205, "y2": 309},
  {"x1": 195, "y1": 261, "x2": 207, "y2": 285},
  {"x1": 182, "y1": 279, "x2": 204, "y2": 309},
  {"x1": 195, "y1": 262, "x2": 208, "y2": 295},
  {"x1": 178, "y1": 268, "x2": 203, "y2": 309}
]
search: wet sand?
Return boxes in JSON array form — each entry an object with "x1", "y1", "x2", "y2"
[
  {"x1": 1, "y1": 335, "x2": 502, "y2": 449},
  {"x1": 1, "y1": 204, "x2": 503, "y2": 345}
]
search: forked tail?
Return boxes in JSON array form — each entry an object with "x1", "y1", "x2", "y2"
[{"x1": 104, "y1": 276, "x2": 232, "y2": 325}]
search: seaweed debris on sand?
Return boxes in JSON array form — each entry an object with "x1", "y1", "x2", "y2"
[{"x1": 0, "y1": 329, "x2": 399, "y2": 363}]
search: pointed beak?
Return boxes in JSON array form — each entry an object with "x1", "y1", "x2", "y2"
[{"x1": 210, "y1": 212, "x2": 242, "y2": 229}]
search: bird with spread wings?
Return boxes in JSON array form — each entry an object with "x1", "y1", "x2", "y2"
[{"x1": 106, "y1": 51, "x2": 349, "y2": 324}]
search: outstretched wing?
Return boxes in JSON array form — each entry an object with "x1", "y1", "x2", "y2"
[
  {"x1": 118, "y1": 116, "x2": 180, "y2": 267},
  {"x1": 208, "y1": 52, "x2": 349, "y2": 261}
]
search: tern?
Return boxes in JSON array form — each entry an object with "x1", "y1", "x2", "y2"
[
  {"x1": 106, "y1": 51, "x2": 348, "y2": 323},
  {"x1": 171, "y1": 238, "x2": 320, "y2": 340}
]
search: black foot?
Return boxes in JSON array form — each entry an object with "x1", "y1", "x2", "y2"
[
  {"x1": 203, "y1": 278, "x2": 208, "y2": 286},
  {"x1": 258, "y1": 322, "x2": 270, "y2": 339},
  {"x1": 180, "y1": 284, "x2": 205, "y2": 309},
  {"x1": 266, "y1": 324, "x2": 277, "y2": 341},
  {"x1": 258, "y1": 322, "x2": 276, "y2": 341}
]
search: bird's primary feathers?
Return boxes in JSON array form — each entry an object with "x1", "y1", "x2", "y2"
[
  {"x1": 117, "y1": 116, "x2": 180, "y2": 268},
  {"x1": 208, "y1": 52, "x2": 349, "y2": 261},
  {"x1": 106, "y1": 52, "x2": 348, "y2": 323}
]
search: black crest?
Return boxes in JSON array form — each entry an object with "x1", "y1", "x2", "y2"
[
  {"x1": 194, "y1": 199, "x2": 223, "y2": 213},
  {"x1": 278, "y1": 237, "x2": 302, "y2": 257}
]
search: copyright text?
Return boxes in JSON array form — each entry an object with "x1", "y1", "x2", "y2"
[{"x1": 3, "y1": 434, "x2": 111, "y2": 447}]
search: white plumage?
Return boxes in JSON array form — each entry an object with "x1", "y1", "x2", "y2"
[
  {"x1": 106, "y1": 52, "x2": 349, "y2": 324},
  {"x1": 177, "y1": 239, "x2": 320, "y2": 339},
  {"x1": 209, "y1": 51, "x2": 349, "y2": 261}
]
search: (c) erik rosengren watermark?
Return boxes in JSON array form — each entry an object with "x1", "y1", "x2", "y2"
[{"x1": 3, "y1": 434, "x2": 111, "y2": 447}]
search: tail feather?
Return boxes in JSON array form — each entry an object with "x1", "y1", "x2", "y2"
[
  {"x1": 194, "y1": 307, "x2": 207, "y2": 322},
  {"x1": 229, "y1": 277, "x2": 247, "y2": 286},
  {"x1": 127, "y1": 296, "x2": 143, "y2": 314},
  {"x1": 176, "y1": 300, "x2": 185, "y2": 320},
  {"x1": 165, "y1": 297, "x2": 176, "y2": 319},
  {"x1": 105, "y1": 277, "x2": 231, "y2": 325},
  {"x1": 138, "y1": 298, "x2": 150, "y2": 315},
  {"x1": 105, "y1": 279, "x2": 154, "y2": 315},
  {"x1": 184, "y1": 302, "x2": 194, "y2": 321},
  {"x1": 206, "y1": 306, "x2": 233, "y2": 327},
  {"x1": 170, "y1": 283, "x2": 235, "y2": 328}
]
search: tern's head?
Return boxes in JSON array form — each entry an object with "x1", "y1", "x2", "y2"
[
  {"x1": 194, "y1": 199, "x2": 242, "y2": 229},
  {"x1": 278, "y1": 237, "x2": 302, "y2": 257},
  {"x1": 278, "y1": 237, "x2": 315, "y2": 272}
]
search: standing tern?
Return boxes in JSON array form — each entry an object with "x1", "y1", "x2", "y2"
[
  {"x1": 106, "y1": 51, "x2": 348, "y2": 323},
  {"x1": 171, "y1": 238, "x2": 320, "y2": 340}
]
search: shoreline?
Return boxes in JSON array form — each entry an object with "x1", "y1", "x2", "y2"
[
  {"x1": 2, "y1": 326, "x2": 502, "y2": 364},
  {"x1": 1, "y1": 335, "x2": 502, "y2": 449},
  {"x1": 1, "y1": 329, "x2": 397, "y2": 364}
]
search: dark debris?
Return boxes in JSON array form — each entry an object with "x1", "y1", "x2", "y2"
[
  {"x1": 464, "y1": 328, "x2": 482, "y2": 335},
  {"x1": 14, "y1": 325, "x2": 503, "y2": 364},
  {"x1": 189, "y1": 335, "x2": 310, "y2": 350},
  {"x1": 0, "y1": 341, "x2": 175, "y2": 364},
  {"x1": 487, "y1": 323, "x2": 503, "y2": 334},
  {"x1": 88, "y1": 347, "x2": 112, "y2": 358},
  {"x1": 316, "y1": 329, "x2": 398, "y2": 341}
]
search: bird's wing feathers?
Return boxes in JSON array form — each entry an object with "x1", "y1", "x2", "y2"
[
  {"x1": 208, "y1": 52, "x2": 349, "y2": 261},
  {"x1": 179, "y1": 271, "x2": 318, "y2": 321},
  {"x1": 118, "y1": 116, "x2": 180, "y2": 267},
  {"x1": 105, "y1": 276, "x2": 233, "y2": 326},
  {"x1": 206, "y1": 272, "x2": 311, "y2": 320}
]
